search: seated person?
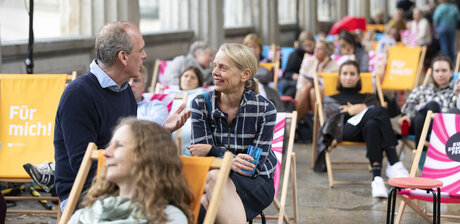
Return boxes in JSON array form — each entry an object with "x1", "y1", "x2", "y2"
[
  {"x1": 280, "y1": 31, "x2": 316, "y2": 97},
  {"x1": 69, "y1": 118, "x2": 192, "y2": 223},
  {"x1": 327, "y1": 60, "x2": 409, "y2": 198},
  {"x1": 23, "y1": 66, "x2": 177, "y2": 193},
  {"x1": 386, "y1": 9, "x2": 406, "y2": 33},
  {"x1": 369, "y1": 9, "x2": 385, "y2": 24},
  {"x1": 377, "y1": 27, "x2": 400, "y2": 54},
  {"x1": 398, "y1": 56, "x2": 456, "y2": 153},
  {"x1": 243, "y1": 33, "x2": 285, "y2": 112},
  {"x1": 188, "y1": 43, "x2": 277, "y2": 223},
  {"x1": 165, "y1": 66, "x2": 207, "y2": 155},
  {"x1": 296, "y1": 39, "x2": 339, "y2": 122},
  {"x1": 163, "y1": 41, "x2": 216, "y2": 85},
  {"x1": 336, "y1": 31, "x2": 370, "y2": 73},
  {"x1": 407, "y1": 8, "x2": 432, "y2": 46},
  {"x1": 129, "y1": 65, "x2": 169, "y2": 124}
]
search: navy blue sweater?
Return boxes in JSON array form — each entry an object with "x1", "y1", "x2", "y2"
[{"x1": 54, "y1": 72, "x2": 137, "y2": 201}]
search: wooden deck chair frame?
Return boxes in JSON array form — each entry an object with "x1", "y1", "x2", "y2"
[
  {"x1": 171, "y1": 93, "x2": 188, "y2": 154},
  {"x1": 394, "y1": 111, "x2": 460, "y2": 223},
  {"x1": 260, "y1": 44, "x2": 281, "y2": 91},
  {"x1": 143, "y1": 92, "x2": 189, "y2": 154},
  {"x1": 253, "y1": 112, "x2": 299, "y2": 224},
  {"x1": 59, "y1": 143, "x2": 233, "y2": 224},
  {"x1": 398, "y1": 68, "x2": 432, "y2": 158},
  {"x1": 311, "y1": 72, "x2": 386, "y2": 187},
  {"x1": 1, "y1": 72, "x2": 76, "y2": 219},
  {"x1": 148, "y1": 59, "x2": 162, "y2": 92}
]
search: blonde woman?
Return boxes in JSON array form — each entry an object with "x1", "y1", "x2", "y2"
[
  {"x1": 69, "y1": 118, "x2": 193, "y2": 224},
  {"x1": 189, "y1": 43, "x2": 277, "y2": 223}
]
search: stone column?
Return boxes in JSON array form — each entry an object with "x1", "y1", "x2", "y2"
[
  {"x1": 252, "y1": 0, "x2": 279, "y2": 45},
  {"x1": 189, "y1": 0, "x2": 224, "y2": 49},
  {"x1": 60, "y1": 0, "x2": 140, "y2": 36},
  {"x1": 336, "y1": 0, "x2": 348, "y2": 21},
  {"x1": 160, "y1": 0, "x2": 189, "y2": 31},
  {"x1": 299, "y1": 0, "x2": 317, "y2": 34},
  {"x1": 370, "y1": 0, "x2": 389, "y2": 22},
  {"x1": 348, "y1": 0, "x2": 370, "y2": 19}
]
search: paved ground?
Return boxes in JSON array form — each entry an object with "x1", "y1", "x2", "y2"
[{"x1": 4, "y1": 142, "x2": 460, "y2": 223}]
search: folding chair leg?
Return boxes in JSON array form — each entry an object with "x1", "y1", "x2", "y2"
[
  {"x1": 311, "y1": 104, "x2": 318, "y2": 169},
  {"x1": 325, "y1": 149, "x2": 334, "y2": 188},
  {"x1": 290, "y1": 153, "x2": 298, "y2": 223},
  {"x1": 272, "y1": 198, "x2": 291, "y2": 224},
  {"x1": 395, "y1": 195, "x2": 432, "y2": 224}
]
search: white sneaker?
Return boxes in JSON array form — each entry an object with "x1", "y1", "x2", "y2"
[
  {"x1": 386, "y1": 161, "x2": 409, "y2": 179},
  {"x1": 371, "y1": 176, "x2": 388, "y2": 198}
]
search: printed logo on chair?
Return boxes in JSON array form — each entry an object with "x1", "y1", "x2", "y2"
[{"x1": 445, "y1": 132, "x2": 460, "y2": 162}]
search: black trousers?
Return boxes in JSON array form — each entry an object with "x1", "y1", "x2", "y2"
[
  {"x1": 409, "y1": 101, "x2": 441, "y2": 149},
  {"x1": 342, "y1": 106, "x2": 398, "y2": 164},
  {"x1": 0, "y1": 192, "x2": 6, "y2": 224}
]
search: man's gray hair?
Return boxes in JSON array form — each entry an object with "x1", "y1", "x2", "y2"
[
  {"x1": 96, "y1": 21, "x2": 134, "y2": 66},
  {"x1": 189, "y1": 41, "x2": 215, "y2": 56}
]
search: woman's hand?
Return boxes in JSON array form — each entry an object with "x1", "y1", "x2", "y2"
[
  {"x1": 187, "y1": 144, "x2": 212, "y2": 156},
  {"x1": 292, "y1": 73, "x2": 299, "y2": 80},
  {"x1": 398, "y1": 115, "x2": 411, "y2": 126},
  {"x1": 317, "y1": 57, "x2": 330, "y2": 73},
  {"x1": 231, "y1": 154, "x2": 256, "y2": 176},
  {"x1": 340, "y1": 103, "x2": 367, "y2": 115}
]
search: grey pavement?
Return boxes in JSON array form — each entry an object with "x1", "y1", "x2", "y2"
[{"x1": 4, "y1": 142, "x2": 460, "y2": 223}]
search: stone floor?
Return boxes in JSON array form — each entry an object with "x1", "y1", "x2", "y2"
[{"x1": 4, "y1": 142, "x2": 460, "y2": 223}]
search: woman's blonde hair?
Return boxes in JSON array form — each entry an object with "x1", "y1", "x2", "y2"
[
  {"x1": 298, "y1": 31, "x2": 315, "y2": 44},
  {"x1": 82, "y1": 118, "x2": 193, "y2": 223},
  {"x1": 242, "y1": 33, "x2": 263, "y2": 52},
  {"x1": 219, "y1": 43, "x2": 259, "y2": 93},
  {"x1": 317, "y1": 39, "x2": 335, "y2": 56}
]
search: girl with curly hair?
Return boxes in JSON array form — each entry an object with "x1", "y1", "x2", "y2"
[{"x1": 69, "y1": 118, "x2": 193, "y2": 223}]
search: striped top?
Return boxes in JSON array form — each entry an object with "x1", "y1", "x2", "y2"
[{"x1": 191, "y1": 89, "x2": 277, "y2": 178}]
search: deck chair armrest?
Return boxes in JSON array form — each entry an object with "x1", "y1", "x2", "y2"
[
  {"x1": 59, "y1": 143, "x2": 98, "y2": 224},
  {"x1": 203, "y1": 152, "x2": 233, "y2": 224}
]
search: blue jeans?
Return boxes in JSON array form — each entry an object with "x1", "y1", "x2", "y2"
[{"x1": 437, "y1": 26, "x2": 457, "y2": 62}]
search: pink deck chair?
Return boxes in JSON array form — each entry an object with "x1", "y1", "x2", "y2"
[
  {"x1": 394, "y1": 111, "x2": 460, "y2": 223},
  {"x1": 251, "y1": 112, "x2": 298, "y2": 224},
  {"x1": 148, "y1": 59, "x2": 171, "y2": 92}
]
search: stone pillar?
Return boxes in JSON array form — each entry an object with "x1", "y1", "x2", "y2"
[
  {"x1": 299, "y1": 0, "x2": 317, "y2": 34},
  {"x1": 252, "y1": 0, "x2": 279, "y2": 45},
  {"x1": 60, "y1": 0, "x2": 140, "y2": 36},
  {"x1": 370, "y1": 0, "x2": 389, "y2": 22},
  {"x1": 348, "y1": 0, "x2": 370, "y2": 18},
  {"x1": 336, "y1": 0, "x2": 348, "y2": 21},
  {"x1": 160, "y1": 0, "x2": 189, "y2": 31},
  {"x1": 189, "y1": 0, "x2": 224, "y2": 49}
]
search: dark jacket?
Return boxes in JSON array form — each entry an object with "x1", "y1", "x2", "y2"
[
  {"x1": 283, "y1": 47, "x2": 308, "y2": 80},
  {"x1": 313, "y1": 93, "x2": 380, "y2": 172}
]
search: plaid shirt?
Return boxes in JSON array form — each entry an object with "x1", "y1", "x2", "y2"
[
  {"x1": 401, "y1": 83, "x2": 456, "y2": 118},
  {"x1": 191, "y1": 89, "x2": 277, "y2": 178}
]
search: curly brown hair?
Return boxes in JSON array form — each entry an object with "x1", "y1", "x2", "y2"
[{"x1": 82, "y1": 118, "x2": 194, "y2": 223}]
